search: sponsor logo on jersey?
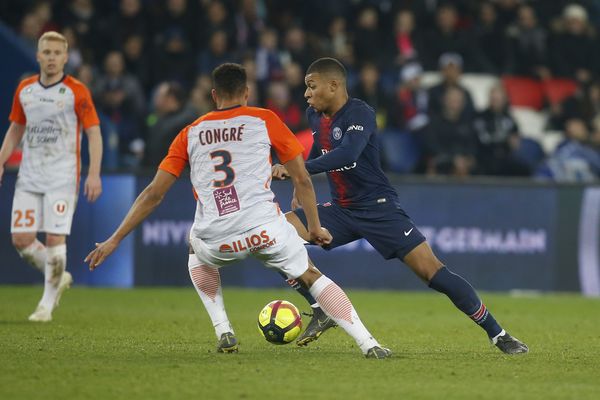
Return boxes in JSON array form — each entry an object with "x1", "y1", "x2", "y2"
[
  {"x1": 53, "y1": 200, "x2": 68, "y2": 216},
  {"x1": 320, "y1": 148, "x2": 357, "y2": 172},
  {"x1": 59, "y1": 87, "x2": 66, "y2": 94},
  {"x1": 332, "y1": 127, "x2": 342, "y2": 140},
  {"x1": 213, "y1": 186, "x2": 240, "y2": 216},
  {"x1": 219, "y1": 230, "x2": 277, "y2": 253},
  {"x1": 26, "y1": 119, "x2": 61, "y2": 147},
  {"x1": 346, "y1": 125, "x2": 364, "y2": 132}
]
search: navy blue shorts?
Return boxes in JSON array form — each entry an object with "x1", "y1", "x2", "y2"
[{"x1": 293, "y1": 201, "x2": 426, "y2": 260}]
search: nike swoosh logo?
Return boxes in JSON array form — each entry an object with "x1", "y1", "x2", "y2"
[
  {"x1": 312, "y1": 131, "x2": 317, "y2": 136},
  {"x1": 404, "y1": 228, "x2": 413, "y2": 236}
]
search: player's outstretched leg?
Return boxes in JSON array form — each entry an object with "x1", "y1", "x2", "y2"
[
  {"x1": 277, "y1": 267, "x2": 337, "y2": 346},
  {"x1": 188, "y1": 255, "x2": 237, "y2": 353},
  {"x1": 404, "y1": 242, "x2": 528, "y2": 354},
  {"x1": 297, "y1": 269, "x2": 391, "y2": 359},
  {"x1": 29, "y1": 243, "x2": 68, "y2": 322}
]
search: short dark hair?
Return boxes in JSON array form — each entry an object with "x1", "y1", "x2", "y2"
[
  {"x1": 306, "y1": 57, "x2": 347, "y2": 80},
  {"x1": 212, "y1": 63, "x2": 247, "y2": 98}
]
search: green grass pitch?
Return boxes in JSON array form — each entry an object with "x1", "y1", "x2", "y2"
[{"x1": 1, "y1": 286, "x2": 598, "y2": 400}]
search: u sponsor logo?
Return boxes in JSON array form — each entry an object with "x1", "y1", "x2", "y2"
[{"x1": 53, "y1": 200, "x2": 68, "y2": 216}]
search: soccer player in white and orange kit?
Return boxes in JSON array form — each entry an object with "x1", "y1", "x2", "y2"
[
  {"x1": 0, "y1": 31, "x2": 103, "y2": 322},
  {"x1": 85, "y1": 63, "x2": 390, "y2": 358}
]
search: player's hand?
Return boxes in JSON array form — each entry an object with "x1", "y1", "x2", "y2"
[
  {"x1": 272, "y1": 164, "x2": 289, "y2": 180},
  {"x1": 84, "y1": 174, "x2": 102, "y2": 202},
  {"x1": 309, "y1": 227, "x2": 332, "y2": 247},
  {"x1": 85, "y1": 238, "x2": 119, "y2": 271}
]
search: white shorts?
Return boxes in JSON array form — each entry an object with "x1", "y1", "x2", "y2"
[
  {"x1": 10, "y1": 190, "x2": 77, "y2": 235},
  {"x1": 189, "y1": 215, "x2": 309, "y2": 279}
]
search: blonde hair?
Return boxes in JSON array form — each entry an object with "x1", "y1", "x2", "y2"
[{"x1": 38, "y1": 31, "x2": 68, "y2": 50}]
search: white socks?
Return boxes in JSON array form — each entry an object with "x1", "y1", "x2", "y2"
[
  {"x1": 188, "y1": 255, "x2": 234, "y2": 338},
  {"x1": 17, "y1": 239, "x2": 47, "y2": 273},
  {"x1": 39, "y1": 244, "x2": 67, "y2": 310},
  {"x1": 309, "y1": 275, "x2": 379, "y2": 354}
]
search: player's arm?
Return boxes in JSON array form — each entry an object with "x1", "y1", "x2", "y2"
[
  {"x1": 284, "y1": 155, "x2": 332, "y2": 246},
  {"x1": 0, "y1": 122, "x2": 26, "y2": 186},
  {"x1": 85, "y1": 169, "x2": 177, "y2": 270},
  {"x1": 304, "y1": 129, "x2": 369, "y2": 174},
  {"x1": 84, "y1": 125, "x2": 103, "y2": 202}
]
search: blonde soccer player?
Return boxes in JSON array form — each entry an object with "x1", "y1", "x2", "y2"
[{"x1": 0, "y1": 31, "x2": 103, "y2": 322}]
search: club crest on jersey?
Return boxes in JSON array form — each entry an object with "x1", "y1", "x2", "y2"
[
  {"x1": 53, "y1": 200, "x2": 68, "y2": 216},
  {"x1": 59, "y1": 87, "x2": 65, "y2": 94},
  {"x1": 332, "y1": 127, "x2": 343, "y2": 140},
  {"x1": 219, "y1": 230, "x2": 277, "y2": 253}
]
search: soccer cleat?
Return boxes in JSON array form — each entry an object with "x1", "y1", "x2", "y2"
[
  {"x1": 217, "y1": 332, "x2": 239, "y2": 353},
  {"x1": 54, "y1": 271, "x2": 73, "y2": 307},
  {"x1": 493, "y1": 332, "x2": 529, "y2": 354},
  {"x1": 365, "y1": 346, "x2": 392, "y2": 359},
  {"x1": 296, "y1": 307, "x2": 337, "y2": 346},
  {"x1": 28, "y1": 305, "x2": 52, "y2": 322}
]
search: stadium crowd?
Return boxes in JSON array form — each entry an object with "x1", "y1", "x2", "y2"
[{"x1": 2, "y1": 0, "x2": 600, "y2": 180}]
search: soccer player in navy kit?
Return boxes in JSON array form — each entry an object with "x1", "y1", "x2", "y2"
[{"x1": 272, "y1": 58, "x2": 528, "y2": 355}]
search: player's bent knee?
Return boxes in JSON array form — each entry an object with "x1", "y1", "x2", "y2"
[
  {"x1": 11, "y1": 233, "x2": 36, "y2": 250},
  {"x1": 45, "y1": 234, "x2": 66, "y2": 247},
  {"x1": 402, "y1": 242, "x2": 444, "y2": 282},
  {"x1": 296, "y1": 265, "x2": 322, "y2": 288}
]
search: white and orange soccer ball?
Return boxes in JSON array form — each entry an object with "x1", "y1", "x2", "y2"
[{"x1": 257, "y1": 300, "x2": 302, "y2": 344}]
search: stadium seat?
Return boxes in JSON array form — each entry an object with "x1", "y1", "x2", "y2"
[
  {"x1": 379, "y1": 130, "x2": 421, "y2": 173},
  {"x1": 513, "y1": 137, "x2": 545, "y2": 169},
  {"x1": 502, "y1": 76, "x2": 544, "y2": 110},
  {"x1": 460, "y1": 73, "x2": 500, "y2": 111},
  {"x1": 542, "y1": 78, "x2": 579, "y2": 105},
  {"x1": 510, "y1": 106, "x2": 547, "y2": 138}
]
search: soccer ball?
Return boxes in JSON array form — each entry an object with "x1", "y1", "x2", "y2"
[{"x1": 257, "y1": 300, "x2": 302, "y2": 344}]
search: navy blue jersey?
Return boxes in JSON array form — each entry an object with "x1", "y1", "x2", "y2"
[{"x1": 305, "y1": 98, "x2": 398, "y2": 208}]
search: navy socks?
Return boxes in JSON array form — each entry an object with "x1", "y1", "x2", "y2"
[
  {"x1": 278, "y1": 270, "x2": 318, "y2": 306},
  {"x1": 429, "y1": 266, "x2": 502, "y2": 338}
]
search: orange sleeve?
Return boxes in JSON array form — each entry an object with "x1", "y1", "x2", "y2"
[
  {"x1": 73, "y1": 84, "x2": 100, "y2": 129},
  {"x1": 158, "y1": 126, "x2": 190, "y2": 177},
  {"x1": 263, "y1": 110, "x2": 304, "y2": 163},
  {"x1": 8, "y1": 80, "x2": 31, "y2": 125}
]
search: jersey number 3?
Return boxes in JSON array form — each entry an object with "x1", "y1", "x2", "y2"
[{"x1": 210, "y1": 150, "x2": 235, "y2": 188}]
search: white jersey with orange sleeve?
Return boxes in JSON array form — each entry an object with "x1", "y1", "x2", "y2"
[
  {"x1": 9, "y1": 74, "x2": 100, "y2": 193},
  {"x1": 159, "y1": 105, "x2": 304, "y2": 242}
]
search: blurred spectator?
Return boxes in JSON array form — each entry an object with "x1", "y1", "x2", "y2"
[
  {"x1": 31, "y1": 1, "x2": 59, "y2": 33},
  {"x1": 198, "y1": 30, "x2": 235, "y2": 75},
  {"x1": 188, "y1": 74, "x2": 213, "y2": 115},
  {"x1": 423, "y1": 87, "x2": 478, "y2": 177},
  {"x1": 61, "y1": 26, "x2": 83, "y2": 74},
  {"x1": 122, "y1": 34, "x2": 151, "y2": 92},
  {"x1": 550, "y1": 4, "x2": 597, "y2": 84},
  {"x1": 420, "y1": 3, "x2": 472, "y2": 71},
  {"x1": 353, "y1": 7, "x2": 384, "y2": 65},
  {"x1": 284, "y1": 62, "x2": 307, "y2": 111},
  {"x1": 388, "y1": 63, "x2": 429, "y2": 132},
  {"x1": 473, "y1": 85, "x2": 530, "y2": 176},
  {"x1": 95, "y1": 51, "x2": 146, "y2": 164},
  {"x1": 20, "y1": 12, "x2": 44, "y2": 50},
  {"x1": 103, "y1": 0, "x2": 147, "y2": 52},
  {"x1": 199, "y1": 0, "x2": 235, "y2": 52},
  {"x1": 505, "y1": 4, "x2": 550, "y2": 79},
  {"x1": 265, "y1": 81, "x2": 304, "y2": 132},
  {"x1": 474, "y1": 2, "x2": 508, "y2": 74},
  {"x1": 326, "y1": 17, "x2": 354, "y2": 66},
  {"x1": 548, "y1": 81, "x2": 600, "y2": 130},
  {"x1": 153, "y1": 26, "x2": 195, "y2": 86},
  {"x1": 143, "y1": 82, "x2": 197, "y2": 167},
  {"x1": 537, "y1": 118, "x2": 600, "y2": 181},
  {"x1": 493, "y1": 0, "x2": 522, "y2": 29},
  {"x1": 255, "y1": 29, "x2": 284, "y2": 86},
  {"x1": 353, "y1": 63, "x2": 389, "y2": 129},
  {"x1": 58, "y1": 0, "x2": 98, "y2": 60},
  {"x1": 154, "y1": 0, "x2": 196, "y2": 51},
  {"x1": 391, "y1": 9, "x2": 420, "y2": 67},
  {"x1": 281, "y1": 26, "x2": 313, "y2": 70},
  {"x1": 428, "y1": 53, "x2": 475, "y2": 119},
  {"x1": 234, "y1": 0, "x2": 264, "y2": 50}
]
